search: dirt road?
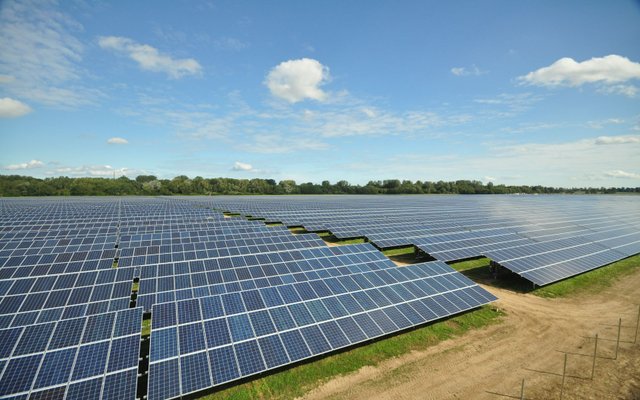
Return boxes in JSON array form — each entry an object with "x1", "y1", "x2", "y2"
[{"x1": 300, "y1": 270, "x2": 640, "y2": 400}]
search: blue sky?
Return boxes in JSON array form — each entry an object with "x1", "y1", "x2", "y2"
[{"x1": 1, "y1": 0, "x2": 639, "y2": 187}]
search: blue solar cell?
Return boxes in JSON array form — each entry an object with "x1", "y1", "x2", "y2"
[
  {"x1": 300, "y1": 325, "x2": 331, "y2": 354},
  {"x1": 66, "y1": 377, "x2": 104, "y2": 400},
  {"x1": 153, "y1": 302, "x2": 177, "y2": 330},
  {"x1": 268, "y1": 307, "x2": 296, "y2": 331},
  {"x1": 319, "y1": 320, "x2": 350, "y2": 349},
  {"x1": 228, "y1": 314, "x2": 254, "y2": 341},
  {"x1": 102, "y1": 369, "x2": 137, "y2": 400},
  {"x1": 49, "y1": 317, "x2": 85, "y2": 350},
  {"x1": 0, "y1": 354, "x2": 42, "y2": 395},
  {"x1": 248, "y1": 310, "x2": 276, "y2": 337},
  {"x1": 234, "y1": 340, "x2": 266, "y2": 376},
  {"x1": 108, "y1": 335, "x2": 140, "y2": 372},
  {"x1": 177, "y1": 299, "x2": 202, "y2": 325},
  {"x1": 208, "y1": 346, "x2": 240, "y2": 385},
  {"x1": 241, "y1": 290, "x2": 265, "y2": 311},
  {"x1": 180, "y1": 351, "x2": 212, "y2": 395},
  {"x1": 29, "y1": 386, "x2": 66, "y2": 400},
  {"x1": 257, "y1": 335, "x2": 290, "y2": 368},
  {"x1": 352, "y1": 313, "x2": 383, "y2": 338},
  {"x1": 288, "y1": 303, "x2": 315, "y2": 327},
  {"x1": 150, "y1": 327, "x2": 178, "y2": 362},
  {"x1": 13, "y1": 322, "x2": 54, "y2": 356},
  {"x1": 33, "y1": 347, "x2": 76, "y2": 389},
  {"x1": 148, "y1": 359, "x2": 180, "y2": 400},
  {"x1": 280, "y1": 330, "x2": 311, "y2": 361},
  {"x1": 178, "y1": 323, "x2": 206, "y2": 355},
  {"x1": 336, "y1": 317, "x2": 368, "y2": 343},
  {"x1": 203, "y1": 318, "x2": 231, "y2": 348},
  {"x1": 221, "y1": 292, "x2": 245, "y2": 315},
  {"x1": 0, "y1": 327, "x2": 22, "y2": 358},
  {"x1": 306, "y1": 300, "x2": 332, "y2": 322},
  {"x1": 72, "y1": 341, "x2": 110, "y2": 380},
  {"x1": 82, "y1": 312, "x2": 116, "y2": 343}
]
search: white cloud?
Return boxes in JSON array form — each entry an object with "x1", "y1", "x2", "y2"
[
  {"x1": 4, "y1": 160, "x2": 44, "y2": 170},
  {"x1": 0, "y1": 0, "x2": 99, "y2": 108},
  {"x1": 107, "y1": 137, "x2": 129, "y2": 145},
  {"x1": 451, "y1": 64, "x2": 486, "y2": 76},
  {"x1": 238, "y1": 134, "x2": 329, "y2": 154},
  {"x1": 265, "y1": 58, "x2": 329, "y2": 103},
  {"x1": 98, "y1": 36, "x2": 202, "y2": 78},
  {"x1": 0, "y1": 97, "x2": 32, "y2": 117},
  {"x1": 598, "y1": 84, "x2": 638, "y2": 97},
  {"x1": 605, "y1": 170, "x2": 640, "y2": 179},
  {"x1": 51, "y1": 164, "x2": 132, "y2": 177},
  {"x1": 232, "y1": 161, "x2": 254, "y2": 171},
  {"x1": 587, "y1": 118, "x2": 624, "y2": 129},
  {"x1": 518, "y1": 55, "x2": 640, "y2": 96},
  {"x1": 595, "y1": 135, "x2": 640, "y2": 145}
]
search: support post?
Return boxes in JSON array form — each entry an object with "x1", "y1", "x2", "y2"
[
  {"x1": 615, "y1": 318, "x2": 621, "y2": 360},
  {"x1": 560, "y1": 353, "x2": 567, "y2": 399},
  {"x1": 591, "y1": 334, "x2": 598, "y2": 379},
  {"x1": 520, "y1": 378, "x2": 525, "y2": 400}
]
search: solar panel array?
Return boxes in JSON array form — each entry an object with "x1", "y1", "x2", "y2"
[
  {"x1": 0, "y1": 197, "x2": 498, "y2": 400},
  {"x1": 203, "y1": 195, "x2": 640, "y2": 286}
]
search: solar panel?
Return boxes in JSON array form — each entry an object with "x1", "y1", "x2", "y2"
[
  {"x1": 148, "y1": 259, "x2": 496, "y2": 399},
  {"x1": 0, "y1": 308, "x2": 142, "y2": 399}
]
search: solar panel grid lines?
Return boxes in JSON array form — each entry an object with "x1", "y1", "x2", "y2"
[
  {"x1": 135, "y1": 243, "x2": 392, "y2": 312},
  {"x1": 209, "y1": 195, "x2": 640, "y2": 286},
  {"x1": 147, "y1": 259, "x2": 496, "y2": 399},
  {"x1": 0, "y1": 307, "x2": 143, "y2": 399}
]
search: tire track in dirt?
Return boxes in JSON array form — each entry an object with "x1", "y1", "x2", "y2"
[{"x1": 299, "y1": 270, "x2": 640, "y2": 400}]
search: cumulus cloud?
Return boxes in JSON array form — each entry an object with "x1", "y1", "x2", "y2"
[
  {"x1": 518, "y1": 55, "x2": 640, "y2": 96},
  {"x1": 605, "y1": 170, "x2": 640, "y2": 179},
  {"x1": 451, "y1": 65, "x2": 486, "y2": 76},
  {"x1": 107, "y1": 137, "x2": 129, "y2": 145},
  {"x1": 594, "y1": 135, "x2": 640, "y2": 145},
  {"x1": 98, "y1": 36, "x2": 202, "y2": 78},
  {"x1": 4, "y1": 159, "x2": 44, "y2": 170},
  {"x1": 265, "y1": 58, "x2": 329, "y2": 103},
  {"x1": 0, "y1": 97, "x2": 32, "y2": 117},
  {"x1": 232, "y1": 161, "x2": 254, "y2": 171}
]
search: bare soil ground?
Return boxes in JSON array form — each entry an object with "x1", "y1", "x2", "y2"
[{"x1": 300, "y1": 270, "x2": 640, "y2": 400}]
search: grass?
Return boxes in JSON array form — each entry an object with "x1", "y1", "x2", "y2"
[
  {"x1": 449, "y1": 257, "x2": 491, "y2": 272},
  {"x1": 382, "y1": 246, "x2": 415, "y2": 257},
  {"x1": 132, "y1": 282, "x2": 139, "y2": 292},
  {"x1": 141, "y1": 319, "x2": 151, "y2": 336},
  {"x1": 325, "y1": 237, "x2": 366, "y2": 245},
  {"x1": 534, "y1": 253, "x2": 640, "y2": 298},
  {"x1": 198, "y1": 306, "x2": 503, "y2": 400}
]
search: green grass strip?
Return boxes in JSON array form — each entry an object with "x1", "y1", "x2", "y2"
[
  {"x1": 534, "y1": 253, "x2": 640, "y2": 298},
  {"x1": 449, "y1": 257, "x2": 491, "y2": 272},
  {"x1": 198, "y1": 306, "x2": 503, "y2": 400},
  {"x1": 382, "y1": 246, "x2": 415, "y2": 257},
  {"x1": 141, "y1": 319, "x2": 151, "y2": 337}
]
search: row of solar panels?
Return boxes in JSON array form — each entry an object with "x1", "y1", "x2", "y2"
[{"x1": 207, "y1": 195, "x2": 640, "y2": 286}]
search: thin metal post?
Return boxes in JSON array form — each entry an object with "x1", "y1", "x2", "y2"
[
  {"x1": 615, "y1": 318, "x2": 621, "y2": 360},
  {"x1": 634, "y1": 304, "x2": 639, "y2": 344},
  {"x1": 591, "y1": 333, "x2": 598, "y2": 380},
  {"x1": 520, "y1": 378, "x2": 525, "y2": 400},
  {"x1": 560, "y1": 353, "x2": 567, "y2": 399}
]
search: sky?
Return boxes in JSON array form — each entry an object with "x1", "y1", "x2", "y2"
[{"x1": 0, "y1": 0, "x2": 639, "y2": 187}]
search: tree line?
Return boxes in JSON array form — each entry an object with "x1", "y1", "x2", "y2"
[{"x1": 0, "y1": 174, "x2": 638, "y2": 196}]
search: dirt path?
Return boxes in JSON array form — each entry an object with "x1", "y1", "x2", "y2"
[{"x1": 300, "y1": 270, "x2": 640, "y2": 400}]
